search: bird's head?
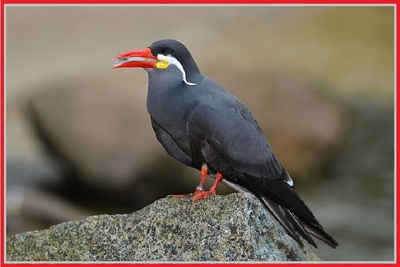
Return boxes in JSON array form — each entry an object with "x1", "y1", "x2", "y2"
[{"x1": 113, "y1": 39, "x2": 201, "y2": 85}]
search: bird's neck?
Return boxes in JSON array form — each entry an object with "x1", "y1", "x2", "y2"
[{"x1": 184, "y1": 59, "x2": 203, "y2": 84}]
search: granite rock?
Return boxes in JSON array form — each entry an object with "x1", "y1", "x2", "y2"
[{"x1": 6, "y1": 193, "x2": 321, "y2": 262}]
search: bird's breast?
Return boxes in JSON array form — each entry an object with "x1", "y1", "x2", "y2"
[{"x1": 147, "y1": 83, "x2": 198, "y2": 144}]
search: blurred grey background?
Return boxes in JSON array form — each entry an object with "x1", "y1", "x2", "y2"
[{"x1": 5, "y1": 6, "x2": 394, "y2": 261}]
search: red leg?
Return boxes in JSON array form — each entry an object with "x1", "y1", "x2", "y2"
[
  {"x1": 192, "y1": 172, "x2": 223, "y2": 201},
  {"x1": 170, "y1": 164, "x2": 208, "y2": 199},
  {"x1": 209, "y1": 172, "x2": 223, "y2": 192},
  {"x1": 194, "y1": 164, "x2": 208, "y2": 193}
]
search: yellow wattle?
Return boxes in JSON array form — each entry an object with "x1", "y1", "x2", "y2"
[{"x1": 156, "y1": 59, "x2": 170, "y2": 69}]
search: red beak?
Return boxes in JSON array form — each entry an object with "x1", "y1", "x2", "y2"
[{"x1": 113, "y1": 47, "x2": 158, "y2": 69}]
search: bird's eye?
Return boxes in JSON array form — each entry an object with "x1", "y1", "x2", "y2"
[{"x1": 162, "y1": 49, "x2": 173, "y2": 56}]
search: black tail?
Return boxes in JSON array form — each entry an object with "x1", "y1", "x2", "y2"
[{"x1": 223, "y1": 174, "x2": 338, "y2": 249}]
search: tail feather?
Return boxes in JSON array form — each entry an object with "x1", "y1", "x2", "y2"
[
  {"x1": 223, "y1": 175, "x2": 338, "y2": 248},
  {"x1": 260, "y1": 195, "x2": 319, "y2": 247},
  {"x1": 304, "y1": 224, "x2": 339, "y2": 249}
]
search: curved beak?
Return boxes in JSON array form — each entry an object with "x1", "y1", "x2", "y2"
[{"x1": 113, "y1": 47, "x2": 158, "y2": 69}]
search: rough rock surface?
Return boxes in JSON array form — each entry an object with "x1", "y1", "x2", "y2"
[{"x1": 6, "y1": 193, "x2": 321, "y2": 262}]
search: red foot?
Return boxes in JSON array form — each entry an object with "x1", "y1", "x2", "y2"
[
  {"x1": 171, "y1": 167, "x2": 224, "y2": 202},
  {"x1": 192, "y1": 172, "x2": 223, "y2": 201},
  {"x1": 192, "y1": 189, "x2": 216, "y2": 201},
  {"x1": 170, "y1": 193, "x2": 193, "y2": 199}
]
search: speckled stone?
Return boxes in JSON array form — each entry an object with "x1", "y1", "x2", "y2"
[{"x1": 6, "y1": 193, "x2": 321, "y2": 262}]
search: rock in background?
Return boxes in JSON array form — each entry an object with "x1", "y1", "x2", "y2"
[
  {"x1": 6, "y1": 6, "x2": 394, "y2": 261},
  {"x1": 6, "y1": 193, "x2": 321, "y2": 262}
]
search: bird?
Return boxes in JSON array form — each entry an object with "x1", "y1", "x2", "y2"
[{"x1": 113, "y1": 39, "x2": 338, "y2": 249}]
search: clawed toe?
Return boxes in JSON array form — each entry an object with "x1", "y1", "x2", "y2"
[{"x1": 192, "y1": 190, "x2": 216, "y2": 201}]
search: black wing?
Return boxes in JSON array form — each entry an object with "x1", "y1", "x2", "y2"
[
  {"x1": 187, "y1": 92, "x2": 285, "y2": 181},
  {"x1": 187, "y1": 92, "x2": 338, "y2": 248}
]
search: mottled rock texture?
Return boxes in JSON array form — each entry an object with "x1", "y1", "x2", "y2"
[{"x1": 6, "y1": 193, "x2": 321, "y2": 262}]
